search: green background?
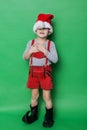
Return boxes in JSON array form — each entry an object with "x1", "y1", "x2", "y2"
[{"x1": 0, "y1": 0, "x2": 87, "y2": 130}]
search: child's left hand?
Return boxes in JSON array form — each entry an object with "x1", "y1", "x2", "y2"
[{"x1": 36, "y1": 44, "x2": 48, "y2": 55}]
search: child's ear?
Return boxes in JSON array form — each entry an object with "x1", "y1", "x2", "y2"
[
  {"x1": 35, "y1": 30, "x2": 37, "y2": 33},
  {"x1": 48, "y1": 31, "x2": 51, "y2": 35},
  {"x1": 48, "y1": 28, "x2": 51, "y2": 35}
]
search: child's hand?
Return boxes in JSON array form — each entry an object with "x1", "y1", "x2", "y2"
[
  {"x1": 29, "y1": 45, "x2": 38, "y2": 54},
  {"x1": 36, "y1": 44, "x2": 48, "y2": 55},
  {"x1": 23, "y1": 45, "x2": 38, "y2": 60}
]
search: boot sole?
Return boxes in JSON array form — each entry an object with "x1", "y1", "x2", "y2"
[
  {"x1": 22, "y1": 116, "x2": 38, "y2": 124},
  {"x1": 43, "y1": 121, "x2": 54, "y2": 127}
]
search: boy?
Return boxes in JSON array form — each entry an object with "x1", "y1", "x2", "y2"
[{"x1": 22, "y1": 13, "x2": 58, "y2": 127}]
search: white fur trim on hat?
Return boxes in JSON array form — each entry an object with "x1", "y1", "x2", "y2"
[{"x1": 33, "y1": 21, "x2": 53, "y2": 34}]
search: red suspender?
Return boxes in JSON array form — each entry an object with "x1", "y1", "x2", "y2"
[
  {"x1": 30, "y1": 40, "x2": 34, "y2": 65},
  {"x1": 31, "y1": 39, "x2": 34, "y2": 46},
  {"x1": 45, "y1": 40, "x2": 50, "y2": 65},
  {"x1": 30, "y1": 40, "x2": 51, "y2": 66},
  {"x1": 47, "y1": 40, "x2": 50, "y2": 51}
]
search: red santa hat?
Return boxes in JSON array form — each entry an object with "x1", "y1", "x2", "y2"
[{"x1": 33, "y1": 13, "x2": 54, "y2": 34}]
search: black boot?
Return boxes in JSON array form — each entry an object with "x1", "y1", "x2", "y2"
[
  {"x1": 22, "y1": 105, "x2": 38, "y2": 124},
  {"x1": 43, "y1": 107, "x2": 54, "y2": 127}
]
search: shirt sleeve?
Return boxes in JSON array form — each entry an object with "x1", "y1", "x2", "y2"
[
  {"x1": 45, "y1": 41, "x2": 58, "y2": 63},
  {"x1": 23, "y1": 40, "x2": 32, "y2": 60}
]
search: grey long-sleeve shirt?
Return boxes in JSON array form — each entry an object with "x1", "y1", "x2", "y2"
[{"x1": 23, "y1": 39, "x2": 58, "y2": 66}]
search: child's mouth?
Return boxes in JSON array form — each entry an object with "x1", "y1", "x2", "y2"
[{"x1": 40, "y1": 32, "x2": 44, "y2": 34}]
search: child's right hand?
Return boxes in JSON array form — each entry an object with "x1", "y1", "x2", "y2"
[
  {"x1": 29, "y1": 45, "x2": 38, "y2": 54},
  {"x1": 23, "y1": 45, "x2": 38, "y2": 60}
]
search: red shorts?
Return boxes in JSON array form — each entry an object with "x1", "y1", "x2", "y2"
[{"x1": 27, "y1": 66, "x2": 53, "y2": 90}]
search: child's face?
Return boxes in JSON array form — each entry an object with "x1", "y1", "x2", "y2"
[{"x1": 36, "y1": 28, "x2": 50, "y2": 38}]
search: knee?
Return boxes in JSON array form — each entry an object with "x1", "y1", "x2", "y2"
[
  {"x1": 32, "y1": 92, "x2": 39, "y2": 101},
  {"x1": 43, "y1": 93, "x2": 50, "y2": 102}
]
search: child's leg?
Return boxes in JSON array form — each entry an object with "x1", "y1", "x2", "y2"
[
  {"x1": 42, "y1": 90, "x2": 54, "y2": 127},
  {"x1": 30, "y1": 88, "x2": 39, "y2": 107},
  {"x1": 42, "y1": 90, "x2": 52, "y2": 109},
  {"x1": 22, "y1": 88, "x2": 39, "y2": 124}
]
